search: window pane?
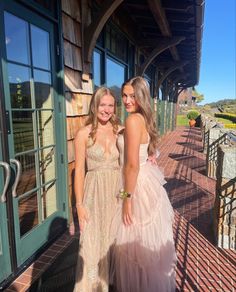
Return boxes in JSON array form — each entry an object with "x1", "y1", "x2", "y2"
[
  {"x1": 93, "y1": 51, "x2": 102, "y2": 88},
  {"x1": 16, "y1": 152, "x2": 37, "y2": 195},
  {"x1": 128, "y1": 44, "x2": 135, "y2": 77},
  {"x1": 31, "y1": 25, "x2": 50, "y2": 70},
  {"x1": 106, "y1": 58, "x2": 125, "y2": 121},
  {"x1": 19, "y1": 191, "x2": 39, "y2": 236},
  {"x1": 8, "y1": 63, "x2": 31, "y2": 108},
  {"x1": 106, "y1": 24, "x2": 127, "y2": 62},
  {"x1": 34, "y1": 70, "x2": 52, "y2": 108},
  {"x1": 4, "y1": 12, "x2": 30, "y2": 65},
  {"x1": 12, "y1": 111, "x2": 35, "y2": 153},
  {"x1": 42, "y1": 181, "x2": 57, "y2": 219},
  {"x1": 105, "y1": 26, "x2": 111, "y2": 50},
  {"x1": 39, "y1": 146, "x2": 55, "y2": 185},
  {"x1": 37, "y1": 110, "x2": 54, "y2": 148}
]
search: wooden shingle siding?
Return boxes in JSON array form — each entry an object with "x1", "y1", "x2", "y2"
[
  {"x1": 61, "y1": 0, "x2": 81, "y2": 22},
  {"x1": 81, "y1": 79, "x2": 93, "y2": 94},
  {"x1": 73, "y1": 116, "x2": 86, "y2": 137},
  {"x1": 66, "y1": 115, "x2": 87, "y2": 164},
  {"x1": 64, "y1": 66, "x2": 82, "y2": 91},
  {"x1": 64, "y1": 41, "x2": 74, "y2": 68},
  {"x1": 74, "y1": 22, "x2": 82, "y2": 47},
  {"x1": 65, "y1": 92, "x2": 92, "y2": 116},
  {"x1": 62, "y1": 13, "x2": 81, "y2": 46},
  {"x1": 66, "y1": 117, "x2": 74, "y2": 140},
  {"x1": 73, "y1": 46, "x2": 82, "y2": 71},
  {"x1": 65, "y1": 92, "x2": 74, "y2": 116},
  {"x1": 68, "y1": 162, "x2": 75, "y2": 188},
  {"x1": 67, "y1": 139, "x2": 75, "y2": 163},
  {"x1": 68, "y1": 161, "x2": 76, "y2": 206},
  {"x1": 63, "y1": 41, "x2": 82, "y2": 71}
]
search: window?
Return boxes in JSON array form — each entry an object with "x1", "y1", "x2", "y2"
[
  {"x1": 106, "y1": 57, "x2": 125, "y2": 118},
  {"x1": 93, "y1": 22, "x2": 134, "y2": 122},
  {"x1": 93, "y1": 50, "x2": 102, "y2": 88},
  {"x1": 144, "y1": 65, "x2": 155, "y2": 97}
]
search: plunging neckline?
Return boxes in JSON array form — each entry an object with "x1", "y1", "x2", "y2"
[{"x1": 91, "y1": 142, "x2": 116, "y2": 155}]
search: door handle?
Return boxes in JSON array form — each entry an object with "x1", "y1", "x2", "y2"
[
  {"x1": 0, "y1": 161, "x2": 11, "y2": 203},
  {"x1": 10, "y1": 159, "x2": 22, "y2": 198}
]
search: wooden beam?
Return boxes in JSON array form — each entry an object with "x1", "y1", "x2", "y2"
[
  {"x1": 138, "y1": 36, "x2": 185, "y2": 75},
  {"x1": 157, "y1": 60, "x2": 187, "y2": 69},
  {"x1": 172, "y1": 74, "x2": 186, "y2": 84},
  {"x1": 169, "y1": 14, "x2": 194, "y2": 23},
  {"x1": 163, "y1": 0, "x2": 193, "y2": 12},
  {"x1": 147, "y1": 0, "x2": 170, "y2": 36},
  {"x1": 84, "y1": 0, "x2": 123, "y2": 63},
  {"x1": 137, "y1": 37, "x2": 182, "y2": 48},
  {"x1": 173, "y1": 86, "x2": 185, "y2": 103},
  {"x1": 157, "y1": 61, "x2": 189, "y2": 88},
  {"x1": 147, "y1": 0, "x2": 182, "y2": 63}
]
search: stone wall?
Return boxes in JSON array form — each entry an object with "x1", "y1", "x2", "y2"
[
  {"x1": 206, "y1": 128, "x2": 229, "y2": 178},
  {"x1": 201, "y1": 114, "x2": 236, "y2": 249},
  {"x1": 215, "y1": 145, "x2": 236, "y2": 250}
]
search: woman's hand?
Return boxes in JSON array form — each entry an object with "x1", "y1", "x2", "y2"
[
  {"x1": 147, "y1": 155, "x2": 157, "y2": 165},
  {"x1": 77, "y1": 205, "x2": 89, "y2": 232},
  {"x1": 122, "y1": 198, "x2": 133, "y2": 226}
]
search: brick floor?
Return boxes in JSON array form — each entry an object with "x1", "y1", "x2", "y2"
[
  {"x1": 158, "y1": 127, "x2": 236, "y2": 292},
  {"x1": 4, "y1": 126, "x2": 236, "y2": 291}
]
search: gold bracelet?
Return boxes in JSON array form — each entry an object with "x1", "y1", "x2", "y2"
[{"x1": 119, "y1": 189, "x2": 132, "y2": 199}]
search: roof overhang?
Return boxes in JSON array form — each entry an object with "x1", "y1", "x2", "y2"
[{"x1": 116, "y1": 0, "x2": 205, "y2": 88}]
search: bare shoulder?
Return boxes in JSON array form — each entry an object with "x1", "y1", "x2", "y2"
[
  {"x1": 125, "y1": 113, "x2": 143, "y2": 126},
  {"x1": 125, "y1": 114, "x2": 143, "y2": 139},
  {"x1": 75, "y1": 125, "x2": 90, "y2": 143}
]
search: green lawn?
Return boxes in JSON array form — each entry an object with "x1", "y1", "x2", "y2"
[
  {"x1": 216, "y1": 117, "x2": 236, "y2": 129},
  {"x1": 216, "y1": 117, "x2": 234, "y2": 124},
  {"x1": 177, "y1": 115, "x2": 189, "y2": 126}
]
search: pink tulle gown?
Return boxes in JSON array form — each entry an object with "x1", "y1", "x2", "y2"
[{"x1": 110, "y1": 134, "x2": 177, "y2": 292}]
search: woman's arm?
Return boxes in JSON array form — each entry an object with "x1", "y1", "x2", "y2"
[
  {"x1": 123, "y1": 114, "x2": 142, "y2": 225},
  {"x1": 74, "y1": 128, "x2": 89, "y2": 232}
]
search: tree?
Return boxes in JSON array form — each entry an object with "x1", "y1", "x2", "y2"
[{"x1": 192, "y1": 87, "x2": 204, "y2": 103}]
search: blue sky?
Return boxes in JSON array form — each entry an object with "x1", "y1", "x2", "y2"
[{"x1": 196, "y1": 0, "x2": 236, "y2": 105}]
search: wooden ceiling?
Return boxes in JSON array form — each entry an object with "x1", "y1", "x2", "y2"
[{"x1": 116, "y1": 0, "x2": 204, "y2": 89}]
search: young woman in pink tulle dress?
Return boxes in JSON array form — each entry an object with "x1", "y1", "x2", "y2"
[{"x1": 110, "y1": 76, "x2": 177, "y2": 292}]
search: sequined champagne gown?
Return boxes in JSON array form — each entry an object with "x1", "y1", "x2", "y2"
[
  {"x1": 110, "y1": 133, "x2": 177, "y2": 292},
  {"x1": 73, "y1": 139, "x2": 120, "y2": 292}
]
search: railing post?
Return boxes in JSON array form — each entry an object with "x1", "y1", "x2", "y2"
[
  {"x1": 206, "y1": 128, "x2": 228, "y2": 178},
  {"x1": 214, "y1": 142, "x2": 236, "y2": 250}
]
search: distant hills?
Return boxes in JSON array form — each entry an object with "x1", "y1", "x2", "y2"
[
  {"x1": 204, "y1": 99, "x2": 236, "y2": 107},
  {"x1": 203, "y1": 99, "x2": 236, "y2": 114}
]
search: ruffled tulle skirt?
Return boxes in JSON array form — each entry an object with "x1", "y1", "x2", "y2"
[{"x1": 110, "y1": 162, "x2": 177, "y2": 292}]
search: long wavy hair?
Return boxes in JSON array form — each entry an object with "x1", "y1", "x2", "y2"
[
  {"x1": 85, "y1": 86, "x2": 120, "y2": 143},
  {"x1": 122, "y1": 76, "x2": 159, "y2": 155}
]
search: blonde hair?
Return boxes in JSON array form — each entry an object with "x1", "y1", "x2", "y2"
[
  {"x1": 122, "y1": 76, "x2": 159, "y2": 155},
  {"x1": 86, "y1": 87, "x2": 120, "y2": 143}
]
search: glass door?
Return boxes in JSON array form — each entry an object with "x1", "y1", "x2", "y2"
[
  {"x1": 0, "y1": 133, "x2": 12, "y2": 283},
  {"x1": 0, "y1": 0, "x2": 68, "y2": 271}
]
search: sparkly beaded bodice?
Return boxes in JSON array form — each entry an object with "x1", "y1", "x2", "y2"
[{"x1": 86, "y1": 141, "x2": 120, "y2": 171}]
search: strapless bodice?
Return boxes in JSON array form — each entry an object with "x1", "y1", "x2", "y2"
[{"x1": 117, "y1": 134, "x2": 149, "y2": 167}]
